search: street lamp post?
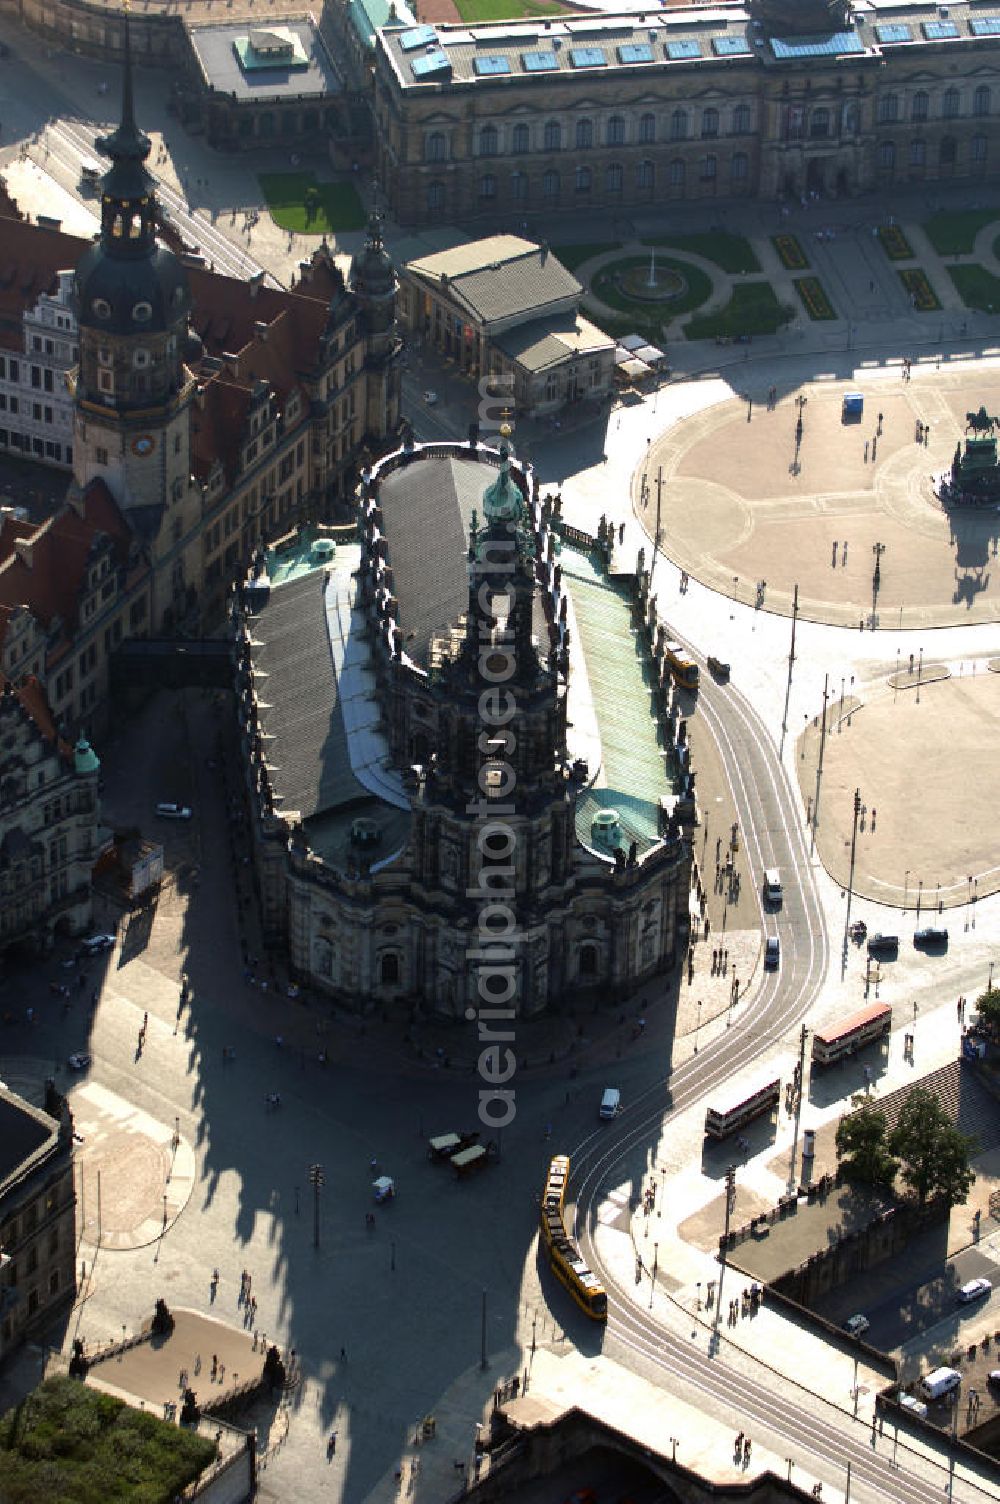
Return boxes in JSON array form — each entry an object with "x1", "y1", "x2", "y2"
[
  {"x1": 695, "y1": 999, "x2": 702, "y2": 1054},
  {"x1": 309, "y1": 1162, "x2": 326, "y2": 1251},
  {"x1": 903, "y1": 869, "x2": 910, "y2": 910},
  {"x1": 871, "y1": 540, "x2": 885, "y2": 626}
]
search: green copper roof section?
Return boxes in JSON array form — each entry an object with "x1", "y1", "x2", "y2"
[
  {"x1": 481, "y1": 438, "x2": 522, "y2": 525},
  {"x1": 562, "y1": 548, "x2": 671, "y2": 855},
  {"x1": 348, "y1": 0, "x2": 415, "y2": 47},
  {"x1": 74, "y1": 737, "x2": 101, "y2": 775}
]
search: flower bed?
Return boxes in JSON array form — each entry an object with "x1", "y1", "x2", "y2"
[
  {"x1": 773, "y1": 234, "x2": 809, "y2": 271},
  {"x1": 899, "y1": 268, "x2": 941, "y2": 312},
  {"x1": 877, "y1": 224, "x2": 914, "y2": 261},
  {"x1": 794, "y1": 277, "x2": 836, "y2": 321}
]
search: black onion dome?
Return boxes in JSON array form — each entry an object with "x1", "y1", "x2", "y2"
[
  {"x1": 349, "y1": 213, "x2": 396, "y2": 299},
  {"x1": 73, "y1": 243, "x2": 190, "y2": 337}
]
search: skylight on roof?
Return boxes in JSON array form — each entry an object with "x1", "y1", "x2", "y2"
[
  {"x1": 400, "y1": 24, "x2": 436, "y2": 51},
  {"x1": 922, "y1": 19, "x2": 959, "y2": 37},
  {"x1": 771, "y1": 30, "x2": 864, "y2": 59},
  {"x1": 666, "y1": 38, "x2": 701, "y2": 60},
  {"x1": 473, "y1": 54, "x2": 511, "y2": 75},
  {"x1": 618, "y1": 42, "x2": 653, "y2": 63},
  {"x1": 569, "y1": 46, "x2": 606, "y2": 68},
  {"x1": 411, "y1": 48, "x2": 450, "y2": 76},
  {"x1": 970, "y1": 16, "x2": 1000, "y2": 35},
  {"x1": 521, "y1": 49, "x2": 558, "y2": 72},
  {"x1": 875, "y1": 23, "x2": 912, "y2": 43},
  {"x1": 713, "y1": 34, "x2": 751, "y2": 56}
]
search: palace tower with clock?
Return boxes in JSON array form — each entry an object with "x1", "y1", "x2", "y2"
[{"x1": 69, "y1": 25, "x2": 200, "y2": 627}]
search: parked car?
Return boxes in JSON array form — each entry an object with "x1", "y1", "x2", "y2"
[
  {"x1": 80, "y1": 933, "x2": 115, "y2": 955},
  {"x1": 67, "y1": 1053, "x2": 91, "y2": 1071},
  {"x1": 913, "y1": 927, "x2": 948, "y2": 947},
  {"x1": 957, "y1": 1276, "x2": 992, "y2": 1304},
  {"x1": 867, "y1": 933, "x2": 899, "y2": 956},
  {"x1": 155, "y1": 802, "x2": 192, "y2": 820},
  {"x1": 423, "y1": 390, "x2": 438, "y2": 405},
  {"x1": 845, "y1": 1314, "x2": 870, "y2": 1337},
  {"x1": 707, "y1": 655, "x2": 730, "y2": 680},
  {"x1": 899, "y1": 1394, "x2": 928, "y2": 1419},
  {"x1": 764, "y1": 936, "x2": 780, "y2": 969}
]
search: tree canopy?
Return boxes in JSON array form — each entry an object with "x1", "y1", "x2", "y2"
[
  {"x1": 888, "y1": 1087, "x2": 977, "y2": 1208},
  {"x1": 974, "y1": 986, "x2": 1000, "y2": 1040},
  {"x1": 834, "y1": 1096, "x2": 898, "y2": 1187}
]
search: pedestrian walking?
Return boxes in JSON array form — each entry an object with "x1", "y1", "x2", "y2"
[
  {"x1": 340, "y1": 1346, "x2": 347, "y2": 1361},
  {"x1": 219, "y1": 1362, "x2": 225, "y2": 1383},
  {"x1": 211, "y1": 1354, "x2": 218, "y2": 1380}
]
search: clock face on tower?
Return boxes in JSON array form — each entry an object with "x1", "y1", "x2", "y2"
[{"x1": 132, "y1": 434, "x2": 155, "y2": 457}]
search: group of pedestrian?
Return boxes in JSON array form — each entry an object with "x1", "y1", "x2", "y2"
[{"x1": 831, "y1": 540, "x2": 849, "y2": 568}]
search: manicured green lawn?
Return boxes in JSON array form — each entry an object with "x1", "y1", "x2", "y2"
[
  {"x1": 581, "y1": 303, "x2": 668, "y2": 349},
  {"x1": 946, "y1": 263, "x2": 1000, "y2": 313},
  {"x1": 0, "y1": 1377, "x2": 218, "y2": 1504},
  {"x1": 454, "y1": 0, "x2": 565, "y2": 17},
  {"x1": 591, "y1": 255, "x2": 713, "y2": 319},
  {"x1": 923, "y1": 209, "x2": 1000, "y2": 257},
  {"x1": 551, "y1": 242, "x2": 620, "y2": 273},
  {"x1": 684, "y1": 282, "x2": 793, "y2": 340},
  {"x1": 642, "y1": 231, "x2": 761, "y2": 274},
  {"x1": 258, "y1": 172, "x2": 366, "y2": 234}
]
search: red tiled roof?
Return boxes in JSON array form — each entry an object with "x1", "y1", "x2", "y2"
[
  {"x1": 191, "y1": 378, "x2": 252, "y2": 486},
  {"x1": 0, "y1": 479, "x2": 133, "y2": 652},
  {"x1": 0, "y1": 671, "x2": 59, "y2": 747}
]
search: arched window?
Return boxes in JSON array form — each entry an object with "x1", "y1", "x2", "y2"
[
  {"x1": 639, "y1": 112, "x2": 656, "y2": 144},
  {"x1": 579, "y1": 943, "x2": 598, "y2": 978},
  {"x1": 607, "y1": 115, "x2": 626, "y2": 146},
  {"x1": 731, "y1": 152, "x2": 748, "y2": 181},
  {"x1": 939, "y1": 136, "x2": 956, "y2": 167},
  {"x1": 878, "y1": 94, "x2": 898, "y2": 124},
  {"x1": 877, "y1": 140, "x2": 896, "y2": 169},
  {"x1": 543, "y1": 120, "x2": 561, "y2": 151},
  {"x1": 512, "y1": 123, "x2": 529, "y2": 154},
  {"x1": 637, "y1": 159, "x2": 654, "y2": 190},
  {"x1": 701, "y1": 153, "x2": 717, "y2": 181},
  {"x1": 479, "y1": 173, "x2": 497, "y2": 198},
  {"x1": 732, "y1": 103, "x2": 751, "y2": 133},
  {"x1": 606, "y1": 163, "x2": 623, "y2": 193},
  {"x1": 702, "y1": 107, "x2": 719, "y2": 138},
  {"x1": 478, "y1": 125, "x2": 498, "y2": 157},
  {"x1": 426, "y1": 131, "x2": 446, "y2": 162},
  {"x1": 427, "y1": 181, "x2": 445, "y2": 212},
  {"x1": 911, "y1": 91, "x2": 929, "y2": 122},
  {"x1": 669, "y1": 158, "x2": 686, "y2": 187},
  {"x1": 575, "y1": 165, "x2": 592, "y2": 192},
  {"x1": 943, "y1": 87, "x2": 960, "y2": 118},
  {"x1": 670, "y1": 108, "x2": 687, "y2": 141},
  {"x1": 910, "y1": 139, "x2": 926, "y2": 167},
  {"x1": 809, "y1": 107, "x2": 829, "y2": 139},
  {"x1": 974, "y1": 85, "x2": 991, "y2": 117},
  {"x1": 380, "y1": 953, "x2": 400, "y2": 985},
  {"x1": 511, "y1": 170, "x2": 528, "y2": 201},
  {"x1": 543, "y1": 169, "x2": 560, "y2": 198},
  {"x1": 972, "y1": 133, "x2": 988, "y2": 162},
  {"x1": 576, "y1": 118, "x2": 593, "y2": 149}
]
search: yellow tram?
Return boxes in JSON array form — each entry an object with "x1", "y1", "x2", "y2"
[{"x1": 540, "y1": 1155, "x2": 607, "y2": 1323}]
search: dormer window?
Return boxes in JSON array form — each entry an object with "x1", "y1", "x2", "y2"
[{"x1": 133, "y1": 301, "x2": 152, "y2": 323}]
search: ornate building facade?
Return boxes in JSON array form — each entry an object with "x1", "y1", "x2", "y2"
[
  {"x1": 0, "y1": 678, "x2": 101, "y2": 954},
  {"x1": 235, "y1": 431, "x2": 689, "y2": 1016},
  {"x1": 0, "y1": 31, "x2": 401, "y2": 739},
  {"x1": 373, "y1": 0, "x2": 1000, "y2": 225}
]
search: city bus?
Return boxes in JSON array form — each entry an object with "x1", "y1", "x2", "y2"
[
  {"x1": 704, "y1": 1075, "x2": 781, "y2": 1140},
  {"x1": 664, "y1": 640, "x2": 700, "y2": 691},
  {"x1": 811, "y1": 1002, "x2": 892, "y2": 1068},
  {"x1": 539, "y1": 1155, "x2": 607, "y2": 1323}
]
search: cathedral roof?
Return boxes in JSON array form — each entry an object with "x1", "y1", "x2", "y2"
[{"x1": 375, "y1": 447, "x2": 546, "y2": 669}]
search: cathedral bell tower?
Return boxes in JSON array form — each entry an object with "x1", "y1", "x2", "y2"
[
  {"x1": 69, "y1": 14, "x2": 194, "y2": 538},
  {"x1": 348, "y1": 211, "x2": 402, "y2": 443}
]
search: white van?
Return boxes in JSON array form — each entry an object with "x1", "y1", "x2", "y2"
[
  {"x1": 763, "y1": 868, "x2": 783, "y2": 905},
  {"x1": 599, "y1": 1087, "x2": 621, "y2": 1121},
  {"x1": 918, "y1": 1367, "x2": 962, "y2": 1402}
]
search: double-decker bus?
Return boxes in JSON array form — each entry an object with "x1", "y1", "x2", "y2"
[
  {"x1": 664, "y1": 640, "x2": 700, "y2": 691},
  {"x1": 540, "y1": 1155, "x2": 607, "y2": 1323},
  {"x1": 704, "y1": 1075, "x2": 781, "y2": 1140},
  {"x1": 811, "y1": 1002, "x2": 892, "y2": 1068}
]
